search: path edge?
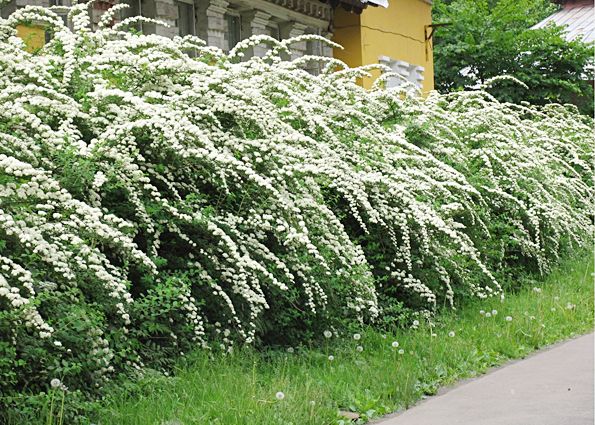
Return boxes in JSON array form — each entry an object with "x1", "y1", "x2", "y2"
[{"x1": 371, "y1": 330, "x2": 595, "y2": 424}]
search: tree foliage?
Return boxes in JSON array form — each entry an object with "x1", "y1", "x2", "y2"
[{"x1": 433, "y1": 0, "x2": 594, "y2": 114}]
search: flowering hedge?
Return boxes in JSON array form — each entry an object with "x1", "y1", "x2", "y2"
[{"x1": 0, "y1": 5, "x2": 592, "y2": 417}]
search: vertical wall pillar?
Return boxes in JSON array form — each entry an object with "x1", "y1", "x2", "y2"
[
  {"x1": 196, "y1": 0, "x2": 228, "y2": 49},
  {"x1": 240, "y1": 10, "x2": 271, "y2": 57},
  {"x1": 154, "y1": 0, "x2": 177, "y2": 38},
  {"x1": 279, "y1": 21, "x2": 307, "y2": 60},
  {"x1": 321, "y1": 29, "x2": 333, "y2": 58}
]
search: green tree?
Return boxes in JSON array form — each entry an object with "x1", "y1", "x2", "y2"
[{"x1": 433, "y1": 0, "x2": 594, "y2": 114}]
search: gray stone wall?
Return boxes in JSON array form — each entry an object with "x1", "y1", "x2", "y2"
[{"x1": 1, "y1": 0, "x2": 335, "y2": 61}]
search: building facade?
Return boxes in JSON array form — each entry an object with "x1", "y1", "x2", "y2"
[
  {"x1": 1, "y1": 0, "x2": 435, "y2": 91},
  {"x1": 334, "y1": 0, "x2": 434, "y2": 92}
]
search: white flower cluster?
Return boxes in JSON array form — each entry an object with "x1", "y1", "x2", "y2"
[
  {"x1": 0, "y1": 6, "x2": 591, "y2": 399},
  {"x1": 393, "y1": 89, "x2": 593, "y2": 277}
]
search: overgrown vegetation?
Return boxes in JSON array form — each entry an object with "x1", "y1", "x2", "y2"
[
  {"x1": 15, "y1": 253, "x2": 594, "y2": 425},
  {"x1": 433, "y1": 0, "x2": 595, "y2": 115},
  {"x1": 0, "y1": 4, "x2": 592, "y2": 422}
]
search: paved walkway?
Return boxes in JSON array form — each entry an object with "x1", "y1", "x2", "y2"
[{"x1": 376, "y1": 333, "x2": 594, "y2": 425}]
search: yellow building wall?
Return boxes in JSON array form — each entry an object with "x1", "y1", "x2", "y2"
[
  {"x1": 333, "y1": 0, "x2": 434, "y2": 93},
  {"x1": 16, "y1": 24, "x2": 46, "y2": 52},
  {"x1": 333, "y1": 9, "x2": 364, "y2": 73}
]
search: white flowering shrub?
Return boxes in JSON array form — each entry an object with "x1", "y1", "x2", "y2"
[
  {"x1": 387, "y1": 87, "x2": 593, "y2": 280},
  {"x1": 0, "y1": 5, "x2": 592, "y2": 418}
]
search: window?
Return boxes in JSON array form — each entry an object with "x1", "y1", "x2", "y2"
[
  {"x1": 0, "y1": 1, "x2": 16, "y2": 20},
  {"x1": 121, "y1": 0, "x2": 142, "y2": 32},
  {"x1": 49, "y1": 0, "x2": 68, "y2": 27},
  {"x1": 268, "y1": 23, "x2": 281, "y2": 41},
  {"x1": 226, "y1": 14, "x2": 241, "y2": 51},
  {"x1": 177, "y1": 0, "x2": 195, "y2": 37}
]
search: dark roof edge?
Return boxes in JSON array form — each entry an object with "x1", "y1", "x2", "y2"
[{"x1": 319, "y1": 0, "x2": 374, "y2": 15}]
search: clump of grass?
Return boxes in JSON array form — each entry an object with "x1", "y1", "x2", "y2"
[{"x1": 93, "y1": 253, "x2": 593, "y2": 425}]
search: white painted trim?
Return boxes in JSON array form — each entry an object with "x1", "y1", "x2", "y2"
[{"x1": 365, "y1": 0, "x2": 389, "y2": 7}]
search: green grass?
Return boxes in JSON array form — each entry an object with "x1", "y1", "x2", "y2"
[{"x1": 95, "y1": 254, "x2": 594, "y2": 425}]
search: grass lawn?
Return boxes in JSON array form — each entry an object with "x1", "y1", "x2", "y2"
[{"x1": 95, "y1": 253, "x2": 594, "y2": 425}]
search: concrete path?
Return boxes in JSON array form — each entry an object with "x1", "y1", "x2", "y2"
[{"x1": 376, "y1": 333, "x2": 594, "y2": 425}]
